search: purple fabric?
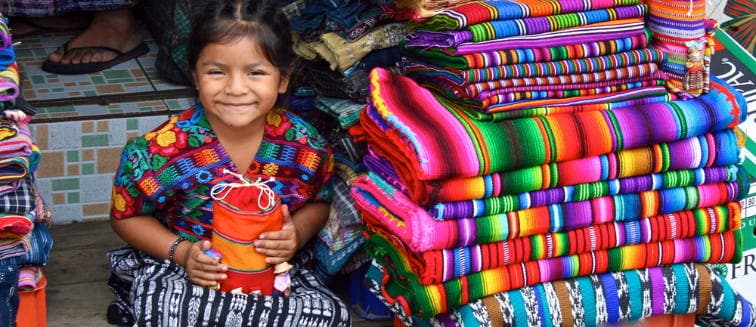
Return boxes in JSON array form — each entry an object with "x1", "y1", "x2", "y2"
[
  {"x1": 650, "y1": 267, "x2": 666, "y2": 316},
  {"x1": 450, "y1": 20, "x2": 646, "y2": 55}
]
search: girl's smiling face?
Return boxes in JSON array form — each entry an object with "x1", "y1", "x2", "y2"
[{"x1": 193, "y1": 36, "x2": 289, "y2": 130}]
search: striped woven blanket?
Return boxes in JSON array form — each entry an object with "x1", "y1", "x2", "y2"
[
  {"x1": 402, "y1": 29, "x2": 652, "y2": 69},
  {"x1": 406, "y1": 6, "x2": 646, "y2": 46},
  {"x1": 364, "y1": 202, "x2": 740, "y2": 284},
  {"x1": 352, "y1": 170, "x2": 746, "y2": 252},
  {"x1": 415, "y1": 18, "x2": 647, "y2": 55},
  {"x1": 363, "y1": 128, "x2": 743, "y2": 204},
  {"x1": 429, "y1": 165, "x2": 741, "y2": 219},
  {"x1": 412, "y1": 63, "x2": 667, "y2": 102},
  {"x1": 363, "y1": 231, "x2": 742, "y2": 319},
  {"x1": 402, "y1": 48, "x2": 665, "y2": 85},
  {"x1": 365, "y1": 262, "x2": 756, "y2": 327},
  {"x1": 0, "y1": 63, "x2": 18, "y2": 103},
  {"x1": 410, "y1": 0, "x2": 640, "y2": 31},
  {"x1": 361, "y1": 68, "x2": 746, "y2": 189}
]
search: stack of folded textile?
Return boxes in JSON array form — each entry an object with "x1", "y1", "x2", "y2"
[
  {"x1": 0, "y1": 14, "x2": 53, "y2": 325},
  {"x1": 281, "y1": 0, "x2": 410, "y2": 281},
  {"x1": 349, "y1": 3, "x2": 756, "y2": 326},
  {"x1": 353, "y1": 59, "x2": 755, "y2": 326},
  {"x1": 352, "y1": 66, "x2": 754, "y2": 326},
  {"x1": 400, "y1": 0, "x2": 678, "y2": 120}
]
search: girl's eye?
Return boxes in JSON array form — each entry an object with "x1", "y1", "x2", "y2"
[
  {"x1": 208, "y1": 70, "x2": 224, "y2": 75},
  {"x1": 249, "y1": 70, "x2": 266, "y2": 76}
]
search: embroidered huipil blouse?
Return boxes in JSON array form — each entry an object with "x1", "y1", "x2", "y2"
[{"x1": 110, "y1": 104, "x2": 334, "y2": 241}]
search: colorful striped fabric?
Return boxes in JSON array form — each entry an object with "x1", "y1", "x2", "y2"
[
  {"x1": 361, "y1": 68, "x2": 746, "y2": 183},
  {"x1": 480, "y1": 86, "x2": 673, "y2": 114},
  {"x1": 364, "y1": 202, "x2": 740, "y2": 284},
  {"x1": 402, "y1": 29, "x2": 652, "y2": 69},
  {"x1": 410, "y1": 0, "x2": 640, "y2": 31},
  {"x1": 365, "y1": 262, "x2": 756, "y2": 327},
  {"x1": 414, "y1": 63, "x2": 666, "y2": 101},
  {"x1": 0, "y1": 118, "x2": 34, "y2": 160},
  {"x1": 425, "y1": 19, "x2": 648, "y2": 55},
  {"x1": 429, "y1": 165, "x2": 741, "y2": 219},
  {"x1": 402, "y1": 48, "x2": 666, "y2": 85},
  {"x1": 407, "y1": 5, "x2": 646, "y2": 46},
  {"x1": 352, "y1": 170, "x2": 745, "y2": 252},
  {"x1": 412, "y1": 80, "x2": 673, "y2": 116},
  {"x1": 399, "y1": 129, "x2": 744, "y2": 204},
  {"x1": 475, "y1": 74, "x2": 665, "y2": 102},
  {"x1": 0, "y1": 63, "x2": 18, "y2": 102},
  {"x1": 477, "y1": 80, "x2": 666, "y2": 108},
  {"x1": 364, "y1": 231, "x2": 741, "y2": 319}
]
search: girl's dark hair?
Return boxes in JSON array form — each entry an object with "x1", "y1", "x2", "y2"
[{"x1": 187, "y1": 0, "x2": 295, "y2": 76}]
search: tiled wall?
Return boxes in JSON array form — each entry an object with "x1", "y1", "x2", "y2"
[
  {"x1": 30, "y1": 115, "x2": 168, "y2": 224},
  {"x1": 14, "y1": 30, "x2": 194, "y2": 224}
]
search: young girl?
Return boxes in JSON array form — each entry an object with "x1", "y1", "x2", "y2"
[{"x1": 105, "y1": 1, "x2": 351, "y2": 325}]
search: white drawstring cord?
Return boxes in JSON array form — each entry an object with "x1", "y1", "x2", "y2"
[{"x1": 210, "y1": 168, "x2": 277, "y2": 210}]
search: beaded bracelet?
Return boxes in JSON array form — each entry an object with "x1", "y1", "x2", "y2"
[{"x1": 168, "y1": 236, "x2": 188, "y2": 263}]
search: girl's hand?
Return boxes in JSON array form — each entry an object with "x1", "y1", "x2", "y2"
[
  {"x1": 254, "y1": 205, "x2": 298, "y2": 265},
  {"x1": 182, "y1": 240, "x2": 227, "y2": 287}
]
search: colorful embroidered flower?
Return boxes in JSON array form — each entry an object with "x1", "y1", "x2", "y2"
[
  {"x1": 112, "y1": 187, "x2": 136, "y2": 218},
  {"x1": 148, "y1": 127, "x2": 189, "y2": 157},
  {"x1": 262, "y1": 163, "x2": 279, "y2": 176}
]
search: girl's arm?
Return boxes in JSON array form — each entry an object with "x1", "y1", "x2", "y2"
[
  {"x1": 254, "y1": 202, "x2": 330, "y2": 264},
  {"x1": 110, "y1": 216, "x2": 228, "y2": 287},
  {"x1": 290, "y1": 202, "x2": 330, "y2": 249},
  {"x1": 110, "y1": 215, "x2": 184, "y2": 261}
]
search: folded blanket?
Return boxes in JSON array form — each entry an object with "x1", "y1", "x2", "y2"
[
  {"x1": 376, "y1": 128, "x2": 743, "y2": 204},
  {"x1": 416, "y1": 63, "x2": 667, "y2": 101},
  {"x1": 478, "y1": 86, "x2": 677, "y2": 121},
  {"x1": 365, "y1": 262, "x2": 756, "y2": 327},
  {"x1": 365, "y1": 202, "x2": 741, "y2": 284},
  {"x1": 402, "y1": 29, "x2": 652, "y2": 69},
  {"x1": 0, "y1": 156, "x2": 29, "y2": 184},
  {"x1": 479, "y1": 85, "x2": 673, "y2": 113},
  {"x1": 0, "y1": 175, "x2": 35, "y2": 215},
  {"x1": 407, "y1": 5, "x2": 646, "y2": 47},
  {"x1": 402, "y1": 48, "x2": 666, "y2": 85},
  {"x1": 361, "y1": 68, "x2": 745, "y2": 184},
  {"x1": 353, "y1": 170, "x2": 745, "y2": 252},
  {"x1": 364, "y1": 230, "x2": 741, "y2": 318},
  {"x1": 410, "y1": 0, "x2": 640, "y2": 31},
  {"x1": 0, "y1": 118, "x2": 33, "y2": 160},
  {"x1": 435, "y1": 19, "x2": 647, "y2": 55},
  {"x1": 478, "y1": 79, "x2": 667, "y2": 107},
  {"x1": 0, "y1": 212, "x2": 33, "y2": 239},
  {"x1": 15, "y1": 223, "x2": 52, "y2": 267},
  {"x1": 0, "y1": 63, "x2": 19, "y2": 102},
  {"x1": 430, "y1": 165, "x2": 740, "y2": 219},
  {"x1": 0, "y1": 236, "x2": 28, "y2": 260}
]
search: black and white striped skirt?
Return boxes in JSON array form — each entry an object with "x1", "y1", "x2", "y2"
[{"x1": 106, "y1": 246, "x2": 352, "y2": 327}]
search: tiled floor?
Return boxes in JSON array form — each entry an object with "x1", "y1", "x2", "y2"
[{"x1": 15, "y1": 30, "x2": 192, "y2": 120}]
